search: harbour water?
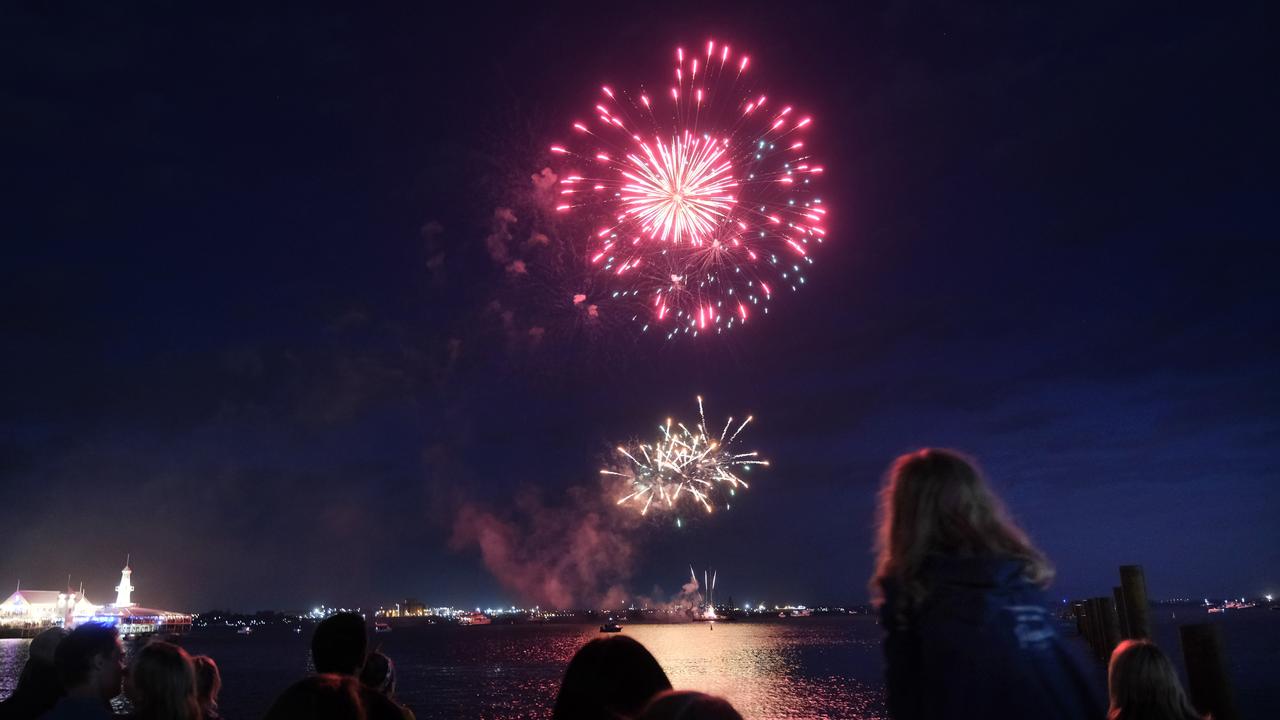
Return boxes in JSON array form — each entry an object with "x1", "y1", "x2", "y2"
[{"x1": 3, "y1": 613, "x2": 1277, "y2": 718}]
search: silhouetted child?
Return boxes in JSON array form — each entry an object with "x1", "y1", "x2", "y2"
[
  {"x1": 1108, "y1": 639, "x2": 1205, "y2": 720},
  {"x1": 871, "y1": 449, "x2": 1105, "y2": 719},
  {"x1": 265, "y1": 674, "x2": 366, "y2": 720},
  {"x1": 359, "y1": 651, "x2": 414, "y2": 720},
  {"x1": 552, "y1": 635, "x2": 672, "y2": 720},
  {"x1": 640, "y1": 690, "x2": 744, "y2": 720},
  {"x1": 191, "y1": 654, "x2": 222, "y2": 720},
  {"x1": 44, "y1": 623, "x2": 125, "y2": 720},
  {"x1": 311, "y1": 613, "x2": 411, "y2": 720},
  {"x1": 123, "y1": 640, "x2": 200, "y2": 720},
  {"x1": 0, "y1": 626, "x2": 65, "y2": 719}
]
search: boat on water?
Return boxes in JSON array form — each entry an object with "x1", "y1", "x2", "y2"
[
  {"x1": 778, "y1": 606, "x2": 813, "y2": 618},
  {"x1": 374, "y1": 622, "x2": 392, "y2": 633},
  {"x1": 236, "y1": 626, "x2": 253, "y2": 635},
  {"x1": 458, "y1": 612, "x2": 491, "y2": 626},
  {"x1": 600, "y1": 622, "x2": 623, "y2": 633}
]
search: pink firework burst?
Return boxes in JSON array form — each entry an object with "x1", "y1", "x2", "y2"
[{"x1": 550, "y1": 41, "x2": 827, "y2": 338}]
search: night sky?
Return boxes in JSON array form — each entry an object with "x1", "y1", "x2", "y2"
[{"x1": 3, "y1": 3, "x2": 1276, "y2": 613}]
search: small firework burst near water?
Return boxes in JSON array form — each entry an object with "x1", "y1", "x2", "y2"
[
  {"x1": 550, "y1": 40, "x2": 827, "y2": 339},
  {"x1": 603, "y1": 396, "x2": 769, "y2": 523}
]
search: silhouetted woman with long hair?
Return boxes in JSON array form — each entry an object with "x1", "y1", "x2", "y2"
[
  {"x1": 124, "y1": 641, "x2": 200, "y2": 720},
  {"x1": 552, "y1": 636, "x2": 672, "y2": 720},
  {"x1": 191, "y1": 655, "x2": 222, "y2": 720},
  {"x1": 1108, "y1": 640, "x2": 1204, "y2": 720},
  {"x1": 871, "y1": 449, "x2": 1104, "y2": 719}
]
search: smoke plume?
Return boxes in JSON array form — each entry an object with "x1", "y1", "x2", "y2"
[{"x1": 450, "y1": 485, "x2": 642, "y2": 609}]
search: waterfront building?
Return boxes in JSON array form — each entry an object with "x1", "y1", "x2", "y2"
[
  {"x1": 1, "y1": 558, "x2": 191, "y2": 637},
  {"x1": 0, "y1": 583, "x2": 97, "y2": 632}
]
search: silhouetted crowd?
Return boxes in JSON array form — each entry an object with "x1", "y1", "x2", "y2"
[{"x1": 0, "y1": 450, "x2": 1208, "y2": 720}]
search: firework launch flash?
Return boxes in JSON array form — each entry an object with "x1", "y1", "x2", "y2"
[
  {"x1": 550, "y1": 41, "x2": 827, "y2": 339},
  {"x1": 603, "y1": 396, "x2": 769, "y2": 523}
]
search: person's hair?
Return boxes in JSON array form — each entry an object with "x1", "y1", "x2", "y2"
[
  {"x1": 359, "y1": 651, "x2": 395, "y2": 696},
  {"x1": 192, "y1": 654, "x2": 222, "y2": 712},
  {"x1": 127, "y1": 641, "x2": 200, "y2": 720},
  {"x1": 640, "y1": 690, "x2": 744, "y2": 720},
  {"x1": 312, "y1": 612, "x2": 369, "y2": 675},
  {"x1": 870, "y1": 449, "x2": 1053, "y2": 611},
  {"x1": 1108, "y1": 640, "x2": 1204, "y2": 720},
  {"x1": 53, "y1": 622, "x2": 120, "y2": 689},
  {"x1": 30, "y1": 626, "x2": 67, "y2": 666},
  {"x1": 552, "y1": 636, "x2": 672, "y2": 720},
  {"x1": 264, "y1": 674, "x2": 366, "y2": 720},
  {"x1": 5, "y1": 627, "x2": 67, "y2": 717}
]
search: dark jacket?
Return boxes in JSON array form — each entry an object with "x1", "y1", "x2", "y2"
[
  {"x1": 359, "y1": 686, "x2": 414, "y2": 720},
  {"x1": 880, "y1": 555, "x2": 1106, "y2": 720}
]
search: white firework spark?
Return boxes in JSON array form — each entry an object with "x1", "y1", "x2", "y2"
[{"x1": 603, "y1": 396, "x2": 768, "y2": 520}]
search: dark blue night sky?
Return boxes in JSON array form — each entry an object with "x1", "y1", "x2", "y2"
[{"x1": 2, "y1": 3, "x2": 1275, "y2": 612}]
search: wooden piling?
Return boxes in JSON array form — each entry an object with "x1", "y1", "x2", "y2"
[
  {"x1": 1118, "y1": 565, "x2": 1151, "y2": 639},
  {"x1": 1112, "y1": 585, "x2": 1130, "y2": 638},
  {"x1": 1179, "y1": 623, "x2": 1237, "y2": 720},
  {"x1": 1085, "y1": 598, "x2": 1107, "y2": 659},
  {"x1": 1096, "y1": 596, "x2": 1121, "y2": 653}
]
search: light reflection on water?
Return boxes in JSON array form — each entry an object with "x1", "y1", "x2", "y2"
[
  {"x1": 620, "y1": 621, "x2": 886, "y2": 719},
  {"x1": 3, "y1": 618, "x2": 888, "y2": 719},
  {"x1": 367, "y1": 619, "x2": 887, "y2": 719},
  {"x1": 0, "y1": 640, "x2": 30, "y2": 697}
]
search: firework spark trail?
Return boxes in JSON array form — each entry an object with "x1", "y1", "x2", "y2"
[
  {"x1": 604, "y1": 396, "x2": 769, "y2": 522},
  {"x1": 550, "y1": 41, "x2": 827, "y2": 339}
]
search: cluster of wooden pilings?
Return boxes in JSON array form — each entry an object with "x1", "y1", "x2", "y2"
[{"x1": 1071, "y1": 564, "x2": 1238, "y2": 720}]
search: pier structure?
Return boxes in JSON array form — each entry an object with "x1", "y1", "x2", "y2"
[{"x1": 0, "y1": 557, "x2": 191, "y2": 637}]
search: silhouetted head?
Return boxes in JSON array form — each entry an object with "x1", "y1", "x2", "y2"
[
  {"x1": 54, "y1": 622, "x2": 125, "y2": 702},
  {"x1": 312, "y1": 612, "x2": 369, "y2": 675},
  {"x1": 640, "y1": 690, "x2": 744, "y2": 720},
  {"x1": 359, "y1": 651, "x2": 396, "y2": 696},
  {"x1": 125, "y1": 640, "x2": 200, "y2": 720},
  {"x1": 191, "y1": 654, "x2": 222, "y2": 715},
  {"x1": 3, "y1": 626, "x2": 67, "y2": 716},
  {"x1": 1108, "y1": 640, "x2": 1203, "y2": 720},
  {"x1": 552, "y1": 636, "x2": 672, "y2": 720},
  {"x1": 871, "y1": 448, "x2": 1053, "y2": 609},
  {"x1": 265, "y1": 674, "x2": 366, "y2": 720},
  {"x1": 29, "y1": 626, "x2": 67, "y2": 666}
]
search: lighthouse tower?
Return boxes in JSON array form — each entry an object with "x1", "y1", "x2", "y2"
[{"x1": 114, "y1": 555, "x2": 134, "y2": 607}]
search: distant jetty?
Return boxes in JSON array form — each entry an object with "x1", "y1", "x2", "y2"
[{"x1": 0, "y1": 556, "x2": 191, "y2": 638}]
